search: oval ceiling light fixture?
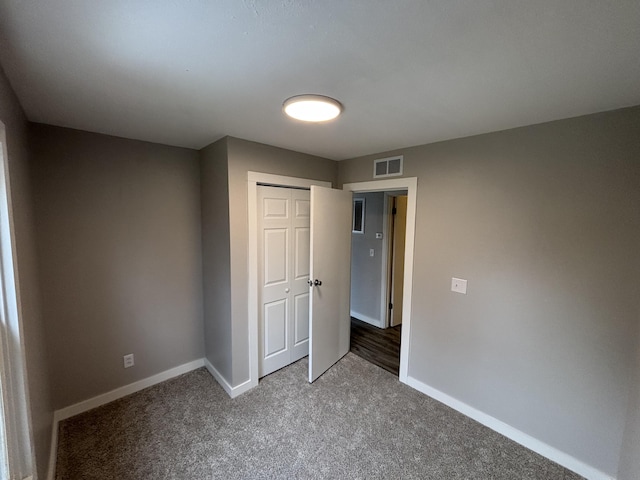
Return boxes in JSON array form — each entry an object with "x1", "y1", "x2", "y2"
[{"x1": 283, "y1": 94, "x2": 343, "y2": 122}]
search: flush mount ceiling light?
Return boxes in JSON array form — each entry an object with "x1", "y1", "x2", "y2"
[{"x1": 283, "y1": 94, "x2": 343, "y2": 122}]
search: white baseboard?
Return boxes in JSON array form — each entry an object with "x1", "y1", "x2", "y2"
[
  {"x1": 350, "y1": 310, "x2": 383, "y2": 328},
  {"x1": 203, "y1": 358, "x2": 256, "y2": 399},
  {"x1": 405, "y1": 376, "x2": 614, "y2": 480},
  {"x1": 47, "y1": 358, "x2": 205, "y2": 480}
]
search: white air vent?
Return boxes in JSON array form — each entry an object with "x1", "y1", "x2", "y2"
[{"x1": 373, "y1": 155, "x2": 403, "y2": 178}]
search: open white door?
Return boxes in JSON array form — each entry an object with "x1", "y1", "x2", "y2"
[{"x1": 308, "y1": 186, "x2": 352, "y2": 383}]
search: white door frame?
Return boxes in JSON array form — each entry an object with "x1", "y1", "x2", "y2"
[
  {"x1": 247, "y1": 172, "x2": 331, "y2": 389},
  {"x1": 381, "y1": 192, "x2": 393, "y2": 328},
  {"x1": 343, "y1": 178, "x2": 417, "y2": 383},
  {"x1": 380, "y1": 191, "x2": 406, "y2": 328}
]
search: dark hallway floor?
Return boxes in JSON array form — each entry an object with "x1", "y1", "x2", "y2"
[{"x1": 349, "y1": 317, "x2": 401, "y2": 375}]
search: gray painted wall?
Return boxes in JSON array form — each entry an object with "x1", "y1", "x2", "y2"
[
  {"x1": 0, "y1": 65, "x2": 51, "y2": 478},
  {"x1": 350, "y1": 191, "x2": 385, "y2": 325},
  {"x1": 338, "y1": 107, "x2": 640, "y2": 476},
  {"x1": 226, "y1": 137, "x2": 337, "y2": 384},
  {"x1": 618, "y1": 319, "x2": 640, "y2": 479},
  {"x1": 200, "y1": 138, "x2": 233, "y2": 381},
  {"x1": 30, "y1": 124, "x2": 205, "y2": 409}
]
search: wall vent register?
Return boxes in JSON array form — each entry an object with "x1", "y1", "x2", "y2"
[{"x1": 373, "y1": 155, "x2": 403, "y2": 178}]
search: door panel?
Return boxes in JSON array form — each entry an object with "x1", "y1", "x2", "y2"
[
  {"x1": 293, "y1": 292, "x2": 310, "y2": 346},
  {"x1": 259, "y1": 186, "x2": 310, "y2": 377},
  {"x1": 309, "y1": 186, "x2": 352, "y2": 383},
  {"x1": 264, "y1": 197, "x2": 288, "y2": 218},
  {"x1": 264, "y1": 299, "x2": 287, "y2": 357},
  {"x1": 294, "y1": 197, "x2": 311, "y2": 218},
  {"x1": 263, "y1": 229, "x2": 288, "y2": 286},
  {"x1": 290, "y1": 189, "x2": 311, "y2": 362},
  {"x1": 294, "y1": 227, "x2": 310, "y2": 279}
]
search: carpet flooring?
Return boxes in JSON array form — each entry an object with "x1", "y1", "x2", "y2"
[{"x1": 56, "y1": 354, "x2": 582, "y2": 479}]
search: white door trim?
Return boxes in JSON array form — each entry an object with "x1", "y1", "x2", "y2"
[
  {"x1": 248, "y1": 172, "x2": 331, "y2": 390},
  {"x1": 343, "y1": 178, "x2": 417, "y2": 383},
  {"x1": 379, "y1": 193, "x2": 392, "y2": 328}
]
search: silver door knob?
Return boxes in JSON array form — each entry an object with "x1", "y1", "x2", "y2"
[
  {"x1": 314, "y1": 279, "x2": 322, "y2": 286},
  {"x1": 285, "y1": 288, "x2": 290, "y2": 293}
]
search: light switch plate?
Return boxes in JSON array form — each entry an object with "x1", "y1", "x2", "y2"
[
  {"x1": 451, "y1": 277, "x2": 467, "y2": 294},
  {"x1": 370, "y1": 249, "x2": 375, "y2": 257}
]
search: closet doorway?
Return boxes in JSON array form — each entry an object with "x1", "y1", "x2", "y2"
[{"x1": 251, "y1": 174, "x2": 352, "y2": 384}]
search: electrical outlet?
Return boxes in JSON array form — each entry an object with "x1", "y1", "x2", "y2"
[
  {"x1": 451, "y1": 277, "x2": 468, "y2": 294},
  {"x1": 123, "y1": 353, "x2": 135, "y2": 368}
]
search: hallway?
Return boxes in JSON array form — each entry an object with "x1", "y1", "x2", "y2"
[{"x1": 349, "y1": 317, "x2": 401, "y2": 375}]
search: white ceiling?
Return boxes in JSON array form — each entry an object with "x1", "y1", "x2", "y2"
[{"x1": 0, "y1": 1, "x2": 639, "y2": 160}]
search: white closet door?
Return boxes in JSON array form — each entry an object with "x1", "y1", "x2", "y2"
[
  {"x1": 258, "y1": 186, "x2": 310, "y2": 377},
  {"x1": 290, "y1": 189, "x2": 311, "y2": 362}
]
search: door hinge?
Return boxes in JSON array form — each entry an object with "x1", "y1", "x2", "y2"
[
  {"x1": 389, "y1": 302, "x2": 393, "y2": 310},
  {"x1": 392, "y1": 207, "x2": 397, "y2": 215}
]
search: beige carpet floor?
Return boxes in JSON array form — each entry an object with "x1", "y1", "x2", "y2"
[{"x1": 56, "y1": 353, "x2": 582, "y2": 479}]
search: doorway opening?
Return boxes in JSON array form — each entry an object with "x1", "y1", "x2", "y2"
[
  {"x1": 348, "y1": 190, "x2": 408, "y2": 376},
  {"x1": 343, "y1": 177, "x2": 417, "y2": 384}
]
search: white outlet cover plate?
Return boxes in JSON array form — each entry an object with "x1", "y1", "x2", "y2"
[
  {"x1": 451, "y1": 277, "x2": 468, "y2": 294},
  {"x1": 123, "y1": 354, "x2": 135, "y2": 368}
]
